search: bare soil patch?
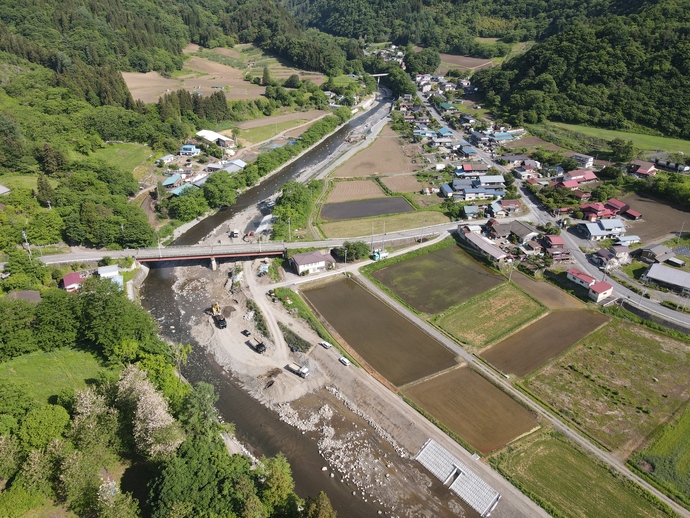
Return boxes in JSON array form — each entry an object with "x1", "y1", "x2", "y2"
[
  {"x1": 621, "y1": 193, "x2": 690, "y2": 242},
  {"x1": 511, "y1": 271, "x2": 584, "y2": 310},
  {"x1": 439, "y1": 54, "x2": 494, "y2": 69},
  {"x1": 333, "y1": 126, "x2": 416, "y2": 178},
  {"x1": 327, "y1": 180, "x2": 386, "y2": 203},
  {"x1": 236, "y1": 110, "x2": 327, "y2": 130},
  {"x1": 123, "y1": 57, "x2": 266, "y2": 103},
  {"x1": 213, "y1": 47, "x2": 242, "y2": 59},
  {"x1": 481, "y1": 311, "x2": 610, "y2": 377},
  {"x1": 404, "y1": 367, "x2": 538, "y2": 454},
  {"x1": 320, "y1": 197, "x2": 414, "y2": 221},
  {"x1": 502, "y1": 136, "x2": 562, "y2": 152},
  {"x1": 381, "y1": 175, "x2": 423, "y2": 193},
  {"x1": 302, "y1": 277, "x2": 457, "y2": 387}
]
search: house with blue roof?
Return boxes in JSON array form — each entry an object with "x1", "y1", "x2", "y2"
[
  {"x1": 162, "y1": 174, "x2": 182, "y2": 189},
  {"x1": 438, "y1": 127, "x2": 452, "y2": 137},
  {"x1": 170, "y1": 184, "x2": 199, "y2": 196},
  {"x1": 180, "y1": 144, "x2": 201, "y2": 156},
  {"x1": 464, "y1": 205, "x2": 480, "y2": 219}
]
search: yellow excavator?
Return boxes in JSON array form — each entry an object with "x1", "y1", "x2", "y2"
[{"x1": 211, "y1": 303, "x2": 227, "y2": 329}]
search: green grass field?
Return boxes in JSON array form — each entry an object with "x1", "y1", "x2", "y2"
[
  {"x1": 319, "y1": 211, "x2": 449, "y2": 238},
  {"x1": 240, "y1": 119, "x2": 308, "y2": 144},
  {"x1": 491, "y1": 432, "x2": 672, "y2": 518},
  {"x1": 87, "y1": 143, "x2": 153, "y2": 173},
  {"x1": 632, "y1": 405, "x2": 690, "y2": 507},
  {"x1": 0, "y1": 174, "x2": 58, "y2": 191},
  {"x1": 623, "y1": 260, "x2": 651, "y2": 280},
  {"x1": 0, "y1": 349, "x2": 110, "y2": 404},
  {"x1": 549, "y1": 122, "x2": 690, "y2": 155},
  {"x1": 525, "y1": 320, "x2": 690, "y2": 453},
  {"x1": 436, "y1": 283, "x2": 544, "y2": 349}
]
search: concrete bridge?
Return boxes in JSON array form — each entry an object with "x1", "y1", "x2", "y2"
[{"x1": 133, "y1": 243, "x2": 286, "y2": 269}]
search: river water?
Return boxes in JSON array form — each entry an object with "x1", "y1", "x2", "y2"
[{"x1": 141, "y1": 100, "x2": 391, "y2": 515}]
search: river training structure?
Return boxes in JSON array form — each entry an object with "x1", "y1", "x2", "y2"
[{"x1": 415, "y1": 439, "x2": 501, "y2": 517}]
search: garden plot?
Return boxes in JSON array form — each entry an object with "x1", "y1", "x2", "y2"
[
  {"x1": 511, "y1": 271, "x2": 584, "y2": 310},
  {"x1": 622, "y1": 193, "x2": 690, "y2": 242}
]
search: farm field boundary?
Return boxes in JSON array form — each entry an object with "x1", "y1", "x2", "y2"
[
  {"x1": 318, "y1": 211, "x2": 449, "y2": 238},
  {"x1": 320, "y1": 197, "x2": 414, "y2": 221}
]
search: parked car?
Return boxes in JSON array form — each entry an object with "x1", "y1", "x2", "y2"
[
  {"x1": 320, "y1": 341, "x2": 332, "y2": 349},
  {"x1": 241, "y1": 329, "x2": 251, "y2": 337},
  {"x1": 338, "y1": 357, "x2": 351, "y2": 366}
]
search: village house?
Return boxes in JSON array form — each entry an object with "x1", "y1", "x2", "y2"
[
  {"x1": 592, "y1": 248, "x2": 619, "y2": 269},
  {"x1": 500, "y1": 154, "x2": 530, "y2": 167},
  {"x1": 580, "y1": 202, "x2": 615, "y2": 221},
  {"x1": 60, "y1": 272, "x2": 87, "y2": 293},
  {"x1": 290, "y1": 250, "x2": 336, "y2": 275},
  {"x1": 577, "y1": 218, "x2": 626, "y2": 240},
  {"x1": 7, "y1": 290, "x2": 42, "y2": 303},
  {"x1": 488, "y1": 201, "x2": 506, "y2": 218},
  {"x1": 629, "y1": 160, "x2": 658, "y2": 177},
  {"x1": 156, "y1": 154, "x2": 176, "y2": 166},
  {"x1": 641, "y1": 263, "x2": 690, "y2": 293},
  {"x1": 543, "y1": 234, "x2": 570, "y2": 261},
  {"x1": 564, "y1": 170, "x2": 598, "y2": 184},
  {"x1": 463, "y1": 205, "x2": 481, "y2": 219},
  {"x1": 604, "y1": 198, "x2": 629, "y2": 215},
  {"x1": 196, "y1": 130, "x2": 235, "y2": 148},
  {"x1": 572, "y1": 153, "x2": 595, "y2": 169},
  {"x1": 457, "y1": 225, "x2": 509, "y2": 263},
  {"x1": 567, "y1": 268, "x2": 596, "y2": 288},
  {"x1": 513, "y1": 167, "x2": 540, "y2": 180},
  {"x1": 0, "y1": 184, "x2": 10, "y2": 196},
  {"x1": 162, "y1": 174, "x2": 183, "y2": 190},
  {"x1": 637, "y1": 244, "x2": 685, "y2": 267},
  {"x1": 485, "y1": 219, "x2": 539, "y2": 244},
  {"x1": 179, "y1": 144, "x2": 201, "y2": 157},
  {"x1": 588, "y1": 281, "x2": 614, "y2": 303},
  {"x1": 498, "y1": 199, "x2": 521, "y2": 215},
  {"x1": 616, "y1": 235, "x2": 642, "y2": 246},
  {"x1": 572, "y1": 190, "x2": 592, "y2": 202}
]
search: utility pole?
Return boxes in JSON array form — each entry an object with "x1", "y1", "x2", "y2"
[
  {"x1": 21, "y1": 231, "x2": 32, "y2": 264},
  {"x1": 678, "y1": 220, "x2": 686, "y2": 245},
  {"x1": 371, "y1": 222, "x2": 374, "y2": 252},
  {"x1": 344, "y1": 249, "x2": 348, "y2": 275},
  {"x1": 288, "y1": 217, "x2": 291, "y2": 243}
]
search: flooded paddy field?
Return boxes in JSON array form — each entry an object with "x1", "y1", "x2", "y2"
[
  {"x1": 302, "y1": 277, "x2": 457, "y2": 387},
  {"x1": 481, "y1": 311, "x2": 610, "y2": 377},
  {"x1": 371, "y1": 245, "x2": 504, "y2": 314},
  {"x1": 403, "y1": 367, "x2": 539, "y2": 454},
  {"x1": 320, "y1": 197, "x2": 414, "y2": 221}
]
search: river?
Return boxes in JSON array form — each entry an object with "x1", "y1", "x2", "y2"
[{"x1": 141, "y1": 99, "x2": 391, "y2": 515}]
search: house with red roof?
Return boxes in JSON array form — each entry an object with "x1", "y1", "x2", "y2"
[
  {"x1": 629, "y1": 160, "x2": 657, "y2": 177},
  {"x1": 605, "y1": 198, "x2": 630, "y2": 215},
  {"x1": 564, "y1": 170, "x2": 598, "y2": 184},
  {"x1": 553, "y1": 179, "x2": 580, "y2": 190},
  {"x1": 543, "y1": 234, "x2": 570, "y2": 261},
  {"x1": 588, "y1": 281, "x2": 613, "y2": 303},
  {"x1": 61, "y1": 272, "x2": 86, "y2": 293},
  {"x1": 566, "y1": 268, "x2": 596, "y2": 288},
  {"x1": 580, "y1": 202, "x2": 614, "y2": 221}
]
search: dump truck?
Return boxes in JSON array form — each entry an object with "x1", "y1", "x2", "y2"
[
  {"x1": 248, "y1": 340, "x2": 266, "y2": 354},
  {"x1": 286, "y1": 363, "x2": 310, "y2": 378}
]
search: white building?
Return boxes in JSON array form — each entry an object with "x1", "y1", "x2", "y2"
[
  {"x1": 291, "y1": 250, "x2": 336, "y2": 275},
  {"x1": 572, "y1": 153, "x2": 594, "y2": 169}
]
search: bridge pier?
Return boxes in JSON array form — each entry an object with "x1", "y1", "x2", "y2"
[{"x1": 210, "y1": 257, "x2": 217, "y2": 271}]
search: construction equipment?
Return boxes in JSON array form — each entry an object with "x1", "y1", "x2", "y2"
[{"x1": 211, "y1": 303, "x2": 227, "y2": 329}]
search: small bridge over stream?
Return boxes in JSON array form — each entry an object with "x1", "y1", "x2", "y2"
[{"x1": 134, "y1": 243, "x2": 286, "y2": 269}]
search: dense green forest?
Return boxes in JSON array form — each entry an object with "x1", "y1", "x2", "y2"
[
  {"x1": 280, "y1": 0, "x2": 646, "y2": 53},
  {"x1": 0, "y1": 279, "x2": 334, "y2": 517},
  {"x1": 473, "y1": 0, "x2": 690, "y2": 138}
]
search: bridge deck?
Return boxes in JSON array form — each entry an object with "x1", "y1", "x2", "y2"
[{"x1": 134, "y1": 244, "x2": 286, "y2": 262}]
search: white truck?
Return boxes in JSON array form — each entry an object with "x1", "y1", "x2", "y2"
[{"x1": 286, "y1": 363, "x2": 310, "y2": 378}]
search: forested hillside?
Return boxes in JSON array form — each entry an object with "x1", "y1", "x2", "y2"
[
  {"x1": 473, "y1": 0, "x2": 690, "y2": 138},
  {"x1": 280, "y1": 0, "x2": 646, "y2": 55}
]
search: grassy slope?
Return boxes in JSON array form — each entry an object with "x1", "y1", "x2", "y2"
[
  {"x1": 87, "y1": 143, "x2": 154, "y2": 173},
  {"x1": 239, "y1": 119, "x2": 308, "y2": 144},
  {"x1": 548, "y1": 122, "x2": 690, "y2": 155},
  {"x1": 0, "y1": 349, "x2": 109, "y2": 403}
]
